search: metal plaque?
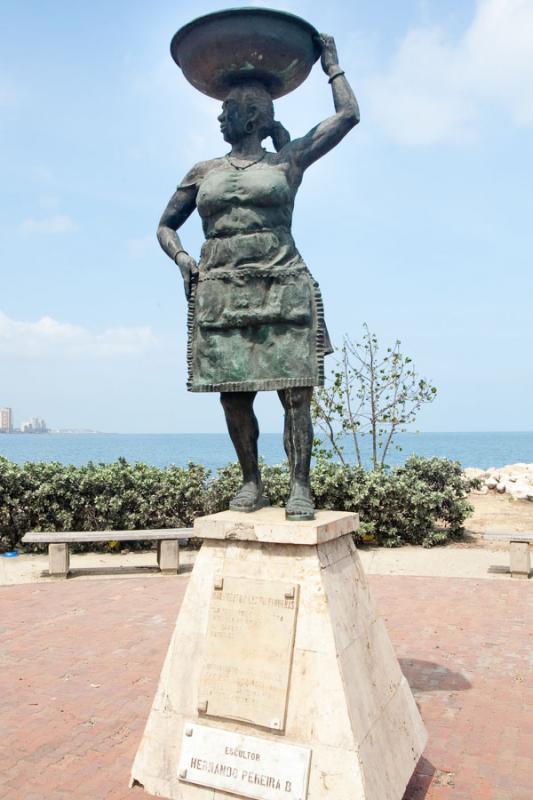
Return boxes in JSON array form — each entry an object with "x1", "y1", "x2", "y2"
[
  {"x1": 178, "y1": 723, "x2": 311, "y2": 800},
  {"x1": 198, "y1": 576, "x2": 299, "y2": 730}
]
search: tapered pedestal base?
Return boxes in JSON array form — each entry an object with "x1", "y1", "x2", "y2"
[{"x1": 131, "y1": 508, "x2": 426, "y2": 800}]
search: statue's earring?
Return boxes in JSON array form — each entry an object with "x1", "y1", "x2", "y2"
[{"x1": 245, "y1": 120, "x2": 255, "y2": 134}]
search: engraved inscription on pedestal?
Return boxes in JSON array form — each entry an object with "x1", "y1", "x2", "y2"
[
  {"x1": 198, "y1": 577, "x2": 299, "y2": 731},
  {"x1": 178, "y1": 723, "x2": 311, "y2": 800}
]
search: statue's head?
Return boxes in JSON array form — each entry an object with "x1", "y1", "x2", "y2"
[{"x1": 218, "y1": 80, "x2": 275, "y2": 145}]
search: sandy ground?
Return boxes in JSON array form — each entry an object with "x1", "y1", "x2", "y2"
[
  {"x1": 466, "y1": 490, "x2": 533, "y2": 534},
  {"x1": 0, "y1": 546, "x2": 516, "y2": 586},
  {"x1": 0, "y1": 548, "x2": 198, "y2": 586},
  {"x1": 2, "y1": 492, "x2": 531, "y2": 587}
]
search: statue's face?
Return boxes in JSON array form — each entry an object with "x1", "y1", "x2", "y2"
[{"x1": 218, "y1": 94, "x2": 248, "y2": 144}]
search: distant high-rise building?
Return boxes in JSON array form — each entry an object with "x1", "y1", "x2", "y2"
[
  {"x1": 0, "y1": 407, "x2": 13, "y2": 432},
  {"x1": 21, "y1": 416, "x2": 48, "y2": 433}
]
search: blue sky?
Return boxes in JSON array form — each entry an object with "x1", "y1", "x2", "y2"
[{"x1": 1, "y1": 0, "x2": 532, "y2": 433}]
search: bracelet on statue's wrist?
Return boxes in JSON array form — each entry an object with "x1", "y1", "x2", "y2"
[
  {"x1": 328, "y1": 69, "x2": 345, "y2": 84},
  {"x1": 174, "y1": 250, "x2": 188, "y2": 263}
]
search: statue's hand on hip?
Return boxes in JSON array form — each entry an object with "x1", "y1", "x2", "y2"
[{"x1": 176, "y1": 252, "x2": 199, "y2": 300}]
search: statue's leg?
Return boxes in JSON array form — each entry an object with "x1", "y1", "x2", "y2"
[
  {"x1": 220, "y1": 391, "x2": 269, "y2": 512},
  {"x1": 278, "y1": 387, "x2": 315, "y2": 521}
]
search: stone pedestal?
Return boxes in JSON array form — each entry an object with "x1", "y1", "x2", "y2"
[{"x1": 131, "y1": 508, "x2": 427, "y2": 800}]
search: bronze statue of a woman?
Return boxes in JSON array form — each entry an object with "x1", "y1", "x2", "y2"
[{"x1": 157, "y1": 21, "x2": 359, "y2": 521}]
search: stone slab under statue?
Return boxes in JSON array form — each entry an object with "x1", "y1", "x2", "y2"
[{"x1": 130, "y1": 508, "x2": 427, "y2": 799}]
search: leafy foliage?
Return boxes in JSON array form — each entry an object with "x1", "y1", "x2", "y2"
[
  {"x1": 0, "y1": 454, "x2": 473, "y2": 552},
  {"x1": 312, "y1": 325, "x2": 437, "y2": 469},
  {"x1": 0, "y1": 456, "x2": 208, "y2": 553},
  {"x1": 0, "y1": 458, "x2": 31, "y2": 551}
]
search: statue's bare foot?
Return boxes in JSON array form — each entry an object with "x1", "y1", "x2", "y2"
[
  {"x1": 286, "y1": 482, "x2": 315, "y2": 521},
  {"x1": 229, "y1": 480, "x2": 270, "y2": 513}
]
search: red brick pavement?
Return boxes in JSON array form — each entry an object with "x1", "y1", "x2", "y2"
[{"x1": 0, "y1": 573, "x2": 531, "y2": 800}]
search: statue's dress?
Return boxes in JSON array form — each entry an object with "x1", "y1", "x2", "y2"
[{"x1": 184, "y1": 155, "x2": 332, "y2": 392}]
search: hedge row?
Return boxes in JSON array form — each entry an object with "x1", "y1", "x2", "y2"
[{"x1": 0, "y1": 455, "x2": 474, "y2": 552}]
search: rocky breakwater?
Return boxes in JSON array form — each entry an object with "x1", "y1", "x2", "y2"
[{"x1": 465, "y1": 464, "x2": 533, "y2": 501}]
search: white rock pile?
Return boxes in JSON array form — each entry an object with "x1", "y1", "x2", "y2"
[{"x1": 464, "y1": 463, "x2": 533, "y2": 501}]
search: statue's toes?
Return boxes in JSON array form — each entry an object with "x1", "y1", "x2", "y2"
[
  {"x1": 229, "y1": 485, "x2": 270, "y2": 513},
  {"x1": 285, "y1": 495, "x2": 315, "y2": 521}
]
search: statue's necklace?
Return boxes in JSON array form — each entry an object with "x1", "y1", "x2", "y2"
[{"x1": 225, "y1": 150, "x2": 266, "y2": 171}]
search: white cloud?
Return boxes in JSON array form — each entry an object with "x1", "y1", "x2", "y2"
[
  {"x1": 18, "y1": 215, "x2": 79, "y2": 236},
  {"x1": 0, "y1": 312, "x2": 157, "y2": 358},
  {"x1": 365, "y1": 0, "x2": 533, "y2": 144},
  {"x1": 464, "y1": 0, "x2": 533, "y2": 125}
]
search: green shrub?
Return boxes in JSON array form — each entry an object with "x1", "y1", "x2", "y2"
[
  {"x1": 0, "y1": 458, "x2": 30, "y2": 551},
  {"x1": 0, "y1": 455, "x2": 473, "y2": 552},
  {"x1": 307, "y1": 455, "x2": 474, "y2": 548},
  {"x1": 396, "y1": 456, "x2": 475, "y2": 541},
  {"x1": 0, "y1": 456, "x2": 208, "y2": 553}
]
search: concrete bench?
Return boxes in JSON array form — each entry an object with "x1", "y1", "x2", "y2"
[
  {"x1": 483, "y1": 531, "x2": 533, "y2": 579},
  {"x1": 21, "y1": 529, "x2": 192, "y2": 578}
]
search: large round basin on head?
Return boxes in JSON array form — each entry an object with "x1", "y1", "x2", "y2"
[{"x1": 171, "y1": 7, "x2": 321, "y2": 100}]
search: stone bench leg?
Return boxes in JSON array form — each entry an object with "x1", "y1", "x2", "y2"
[
  {"x1": 49, "y1": 543, "x2": 70, "y2": 578},
  {"x1": 157, "y1": 540, "x2": 179, "y2": 574},
  {"x1": 510, "y1": 541, "x2": 531, "y2": 579}
]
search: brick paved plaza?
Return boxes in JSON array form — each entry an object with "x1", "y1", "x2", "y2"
[{"x1": 0, "y1": 570, "x2": 531, "y2": 800}]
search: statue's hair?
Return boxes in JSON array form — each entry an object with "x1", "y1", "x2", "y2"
[{"x1": 226, "y1": 81, "x2": 291, "y2": 152}]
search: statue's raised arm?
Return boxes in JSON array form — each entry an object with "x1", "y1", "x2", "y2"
[{"x1": 283, "y1": 34, "x2": 360, "y2": 171}]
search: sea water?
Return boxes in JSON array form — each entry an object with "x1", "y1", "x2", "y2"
[{"x1": 1, "y1": 431, "x2": 532, "y2": 471}]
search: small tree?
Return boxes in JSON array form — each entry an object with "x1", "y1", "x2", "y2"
[{"x1": 312, "y1": 324, "x2": 437, "y2": 470}]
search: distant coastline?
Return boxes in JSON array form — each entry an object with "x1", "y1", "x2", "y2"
[{"x1": 0, "y1": 428, "x2": 100, "y2": 435}]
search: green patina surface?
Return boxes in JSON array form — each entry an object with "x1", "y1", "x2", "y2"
[
  {"x1": 185, "y1": 156, "x2": 328, "y2": 393},
  {"x1": 188, "y1": 266, "x2": 324, "y2": 392}
]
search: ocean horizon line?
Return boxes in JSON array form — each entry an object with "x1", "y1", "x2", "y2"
[{"x1": 5, "y1": 430, "x2": 531, "y2": 436}]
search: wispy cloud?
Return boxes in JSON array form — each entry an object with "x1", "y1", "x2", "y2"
[
  {"x1": 0, "y1": 312, "x2": 157, "y2": 358},
  {"x1": 365, "y1": 0, "x2": 533, "y2": 144},
  {"x1": 18, "y1": 215, "x2": 79, "y2": 236}
]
